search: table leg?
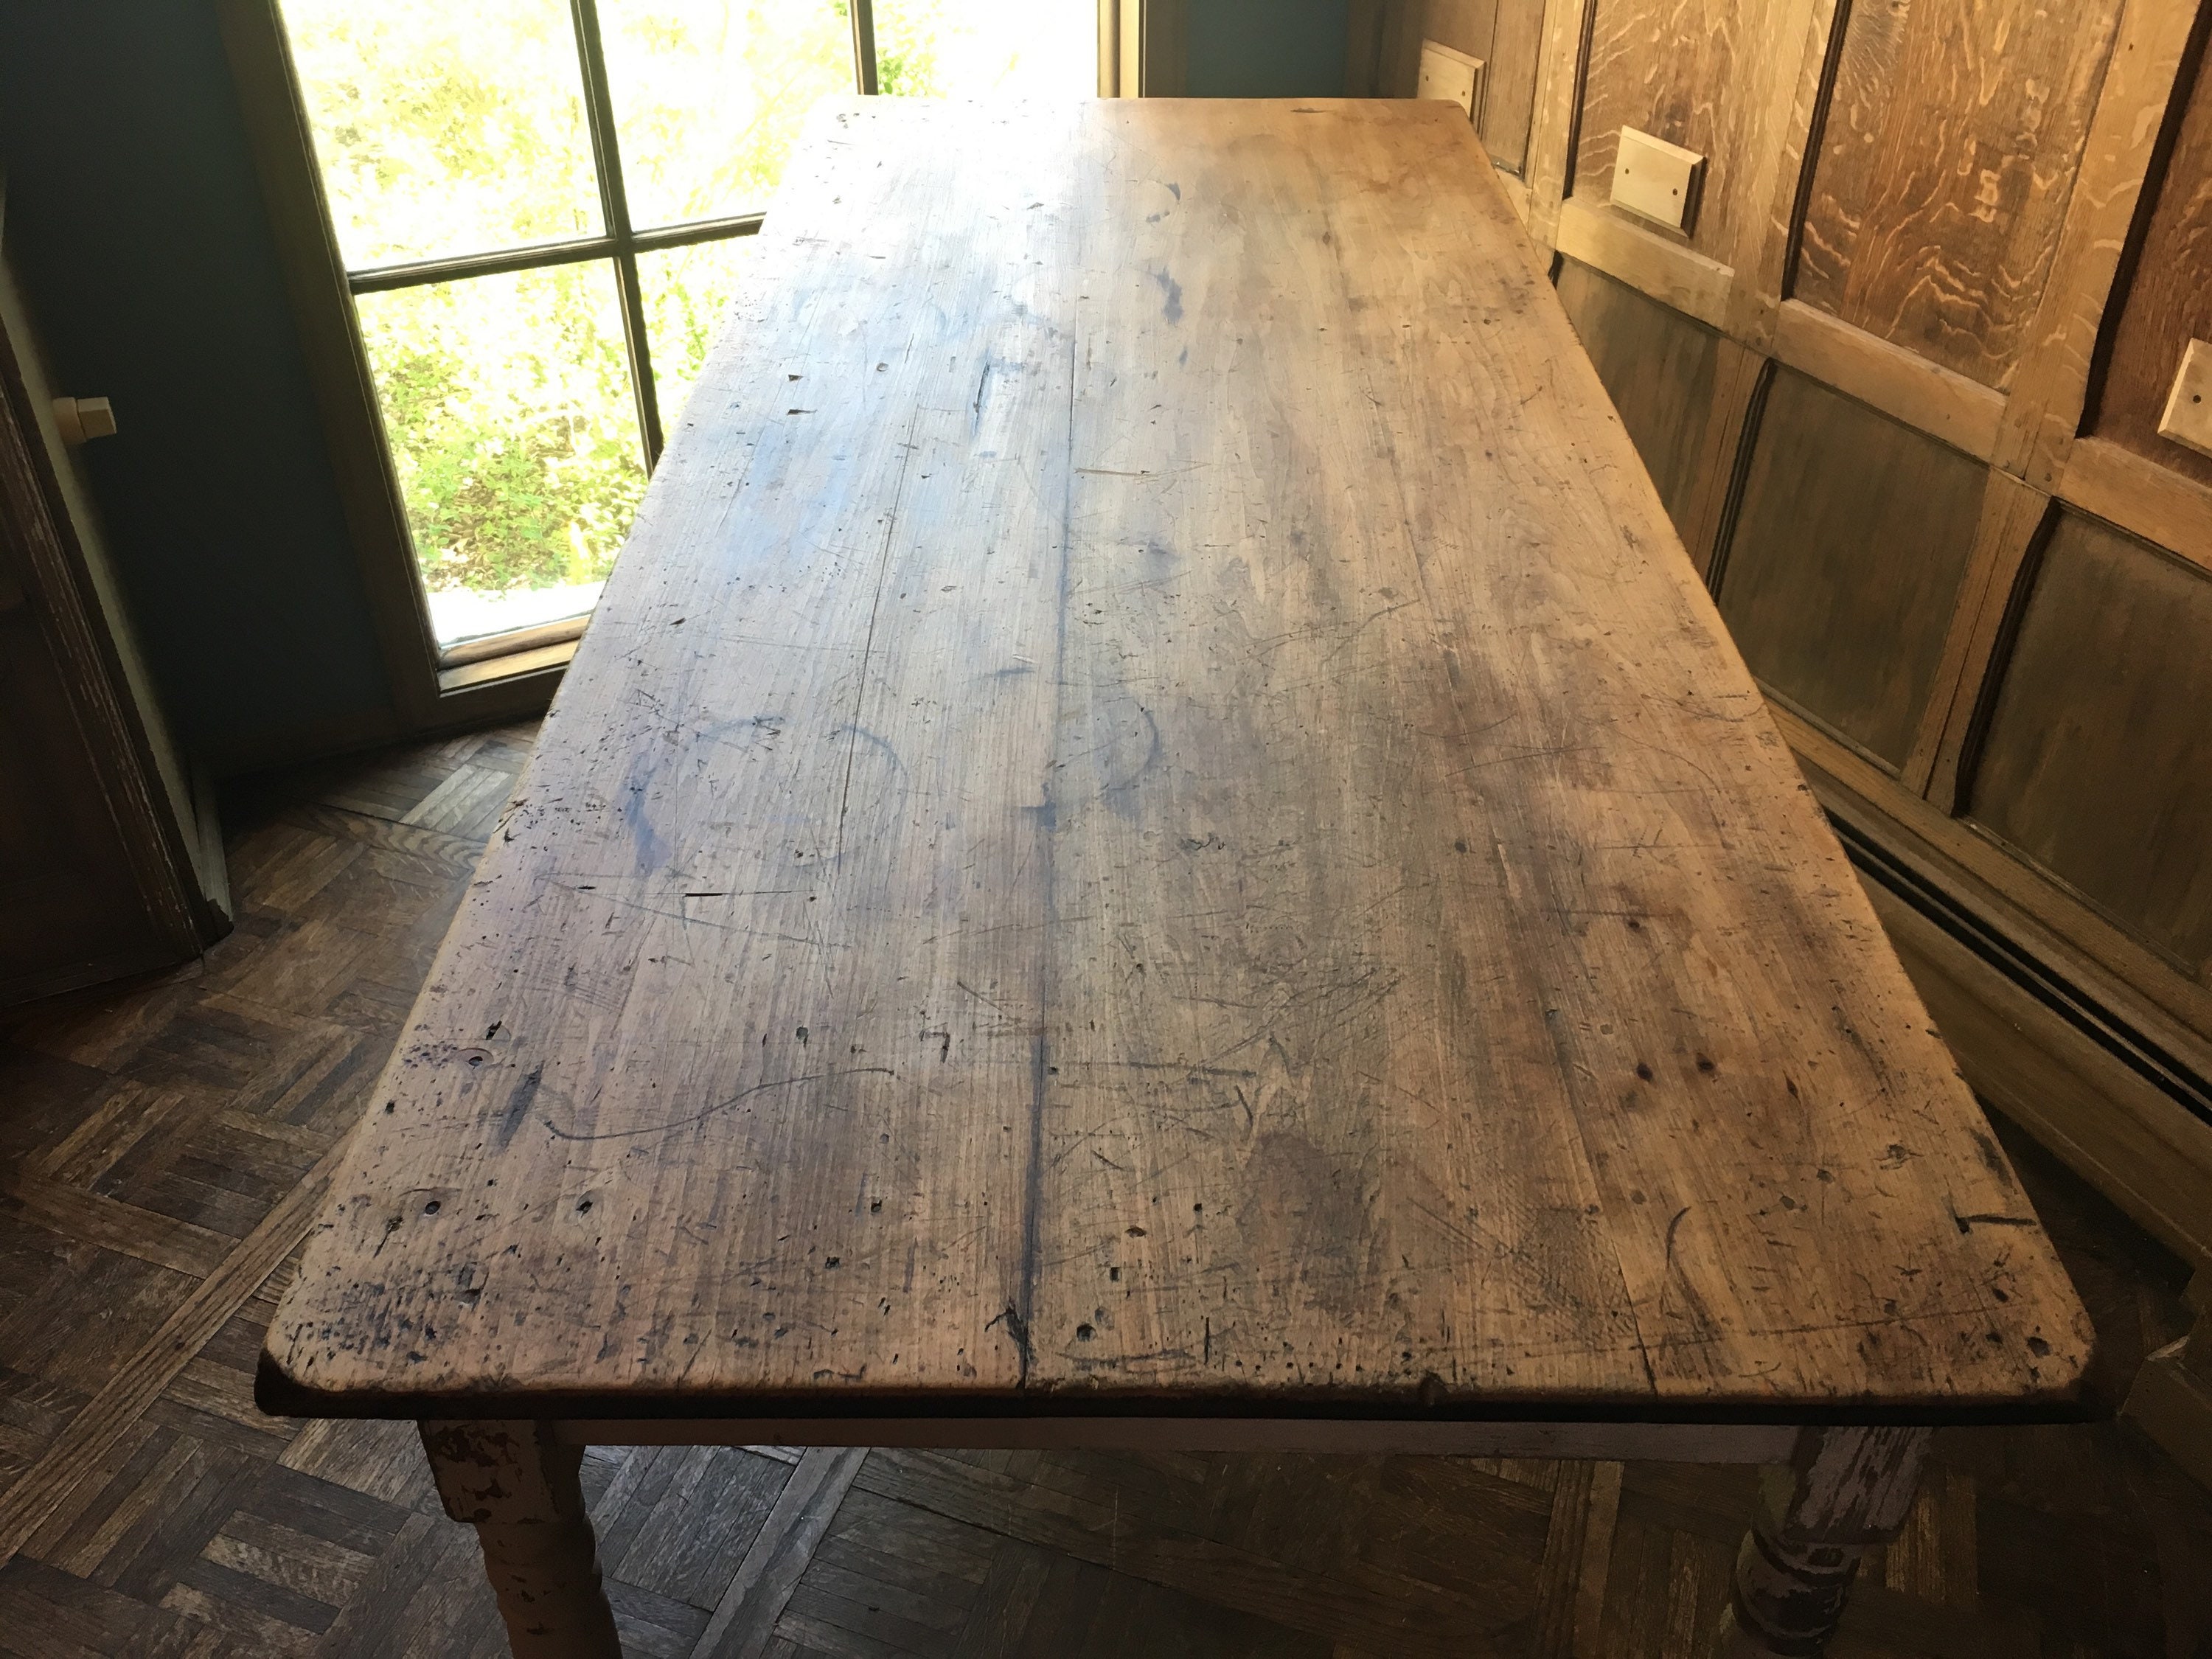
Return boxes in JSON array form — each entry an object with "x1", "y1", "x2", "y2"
[
  {"x1": 1711, "y1": 1424, "x2": 1931, "y2": 1658},
  {"x1": 419, "y1": 1420, "x2": 624, "y2": 1659}
]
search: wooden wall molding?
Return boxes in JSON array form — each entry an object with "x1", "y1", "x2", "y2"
[
  {"x1": 1722, "y1": 0, "x2": 1837, "y2": 347},
  {"x1": 1910, "y1": 473, "x2": 2054, "y2": 807},
  {"x1": 2060, "y1": 436, "x2": 2212, "y2": 575},
  {"x1": 1773, "y1": 301, "x2": 2007, "y2": 464},
  {"x1": 1995, "y1": 0, "x2": 2208, "y2": 490},
  {"x1": 1521, "y1": 0, "x2": 1596, "y2": 248},
  {"x1": 1553, "y1": 198, "x2": 1733, "y2": 327}
]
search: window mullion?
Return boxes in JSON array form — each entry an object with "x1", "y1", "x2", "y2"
[
  {"x1": 568, "y1": 0, "x2": 664, "y2": 464},
  {"x1": 851, "y1": 0, "x2": 880, "y2": 95}
]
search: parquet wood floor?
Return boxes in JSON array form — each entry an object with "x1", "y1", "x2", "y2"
[{"x1": 1, "y1": 723, "x2": 2207, "y2": 1658}]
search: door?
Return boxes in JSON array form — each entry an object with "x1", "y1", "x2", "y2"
[{"x1": 0, "y1": 223, "x2": 229, "y2": 1004}]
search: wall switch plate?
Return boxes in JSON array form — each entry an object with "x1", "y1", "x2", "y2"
[
  {"x1": 2157, "y1": 338, "x2": 2212, "y2": 460},
  {"x1": 1613, "y1": 127, "x2": 1704, "y2": 232},
  {"x1": 1417, "y1": 40, "x2": 1485, "y2": 125}
]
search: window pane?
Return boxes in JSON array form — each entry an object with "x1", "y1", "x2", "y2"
[
  {"x1": 872, "y1": 0, "x2": 1095, "y2": 97},
  {"x1": 639, "y1": 237, "x2": 759, "y2": 432},
  {"x1": 281, "y1": 0, "x2": 602, "y2": 267},
  {"x1": 355, "y1": 263, "x2": 646, "y2": 648},
  {"x1": 599, "y1": 1, "x2": 857, "y2": 230}
]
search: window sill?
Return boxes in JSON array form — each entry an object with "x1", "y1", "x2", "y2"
[{"x1": 437, "y1": 635, "x2": 578, "y2": 695}]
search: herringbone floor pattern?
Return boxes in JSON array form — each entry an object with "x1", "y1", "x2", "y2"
[{"x1": 1, "y1": 723, "x2": 2208, "y2": 1658}]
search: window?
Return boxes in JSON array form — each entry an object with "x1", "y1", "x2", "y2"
[{"x1": 271, "y1": 0, "x2": 1094, "y2": 671}]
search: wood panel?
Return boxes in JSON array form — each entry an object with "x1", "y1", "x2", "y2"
[
  {"x1": 1417, "y1": 0, "x2": 1547, "y2": 172},
  {"x1": 1572, "y1": 0, "x2": 1748, "y2": 261},
  {"x1": 1792, "y1": 0, "x2": 2129, "y2": 389},
  {"x1": 1716, "y1": 368, "x2": 1989, "y2": 768},
  {"x1": 1969, "y1": 512, "x2": 2212, "y2": 977},
  {"x1": 1553, "y1": 257, "x2": 1722, "y2": 532},
  {"x1": 1568, "y1": 0, "x2": 1820, "y2": 279},
  {"x1": 2088, "y1": 37, "x2": 2212, "y2": 490}
]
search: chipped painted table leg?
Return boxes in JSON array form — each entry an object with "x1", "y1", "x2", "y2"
[
  {"x1": 420, "y1": 1420, "x2": 624, "y2": 1659},
  {"x1": 1711, "y1": 1424, "x2": 1932, "y2": 1658}
]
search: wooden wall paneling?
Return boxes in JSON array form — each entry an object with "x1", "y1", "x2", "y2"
[
  {"x1": 1572, "y1": 0, "x2": 1815, "y2": 271},
  {"x1": 1792, "y1": 0, "x2": 2131, "y2": 390},
  {"x1": 1714, "y1": 368, "x2": 1989, "y2": 770},
  {"x1": 1910, "y1": 471, "x2": 2053, "y2": 807},
  {"x1": 1725, "y1": 0, "x2": 1842, "y2": 347},
  {"x1": 1417, "y1": 1, "x2": 1548, "y2": 173},
  {"x1": 1552, "y1": 199, "x2": 1732, "y2": 327},
  {"x1": 2086, "y1": 21, "x2": 2212, "y2": 489},
  {"x1": 1552, "y1": 256, "x2": 1761, "y2": 572},
  {"x1": 1966, "y1": 512, "x2": 2212, "y2": 978},
  {"x1": 1674, "y1": 337, "x2": 1768, "y2": 580},
  {"x1": 2002, "y1": 0, "x2": 2208, "y2": 487},
  {"x1": 1773, "y1": 299, "x2": 2006, "y2": 463},
  {"x1": 1573, "y1": 0, "x2": 1739, "y2": 256},
  {"x1": 1778, "y1": 698, "x2": 2212, "y2": 1048},
  {"x1": 1519, "y1": 0, "x2": 1593, "y2": 248},
  {"x1": 2059, "y1": 435, "x2": 2212, "y2": 573}
]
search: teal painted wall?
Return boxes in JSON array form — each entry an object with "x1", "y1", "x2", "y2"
[
  {"x1": 1185, "y1": 0, "x2": 1350, "y2": 97},
  {"x1": 0, "y1": 1, "x2": 396, "y2": 772}
]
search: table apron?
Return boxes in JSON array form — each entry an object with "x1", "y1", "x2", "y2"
[{"x1": 543, "y1": 1417, "x2": 1806, "y2": 1462}]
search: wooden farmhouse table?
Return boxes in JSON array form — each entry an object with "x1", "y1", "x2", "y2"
[{"x1": 260, "y1": 100, "x2": 2094, "y2": 1658}]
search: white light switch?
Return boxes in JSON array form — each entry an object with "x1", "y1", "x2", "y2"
[
  {"x1": 2157, "y1": 338, "x2": 2212, "y2": 460},
  {"x1": 1416, "y1": 40, "x2": 1484, "y2": 125},
  {"x1": 1612, "y1": 127, "x2": 1704, "y2": 232}
]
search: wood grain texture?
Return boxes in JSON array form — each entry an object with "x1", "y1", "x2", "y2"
[
  {"x1": 1772, "y1": 299, "x2": 2006, "y2": 463},
  {"x1": 1994, "y1": 0, "x2": 2205, "y2": 491},
  {"x1": 1554, "y1": 257, "x2": 1724, "y2": 532},
  {"x1": 1554, "y1": 197, "x2": 1733, "y2": 329},
  {"x1": 1573, "y1": 0, "x2": 1741, "y2": 256},
  {"x1": 1967, "y1": 511, "x2": 2212, "y2": 976},
  {"x1": 1716, "y1": 369, "x2": 1990, "y2": 770},
  {"x1": 1571, "y1": 0, "x2": 1814, "y2": 272},
  {"x1": 2059, "y1": 434, "x2": 2212, "y2": 575},
  {"x1": 265, "y1": 99, "x2": 2087, "y2": 1424},
  {"x1": 1419, "y1": 0, "x2": 1548, "y2": 172},
  {"x1": 2089, "y1": 41, "x2": 2212, "y2": 490},
  {"x1": 1518, "y1": 0, "x2": 1592, "y2": 249},
  {"x1": 2, "y1": 724, "x2": 2208, "y2": 1659},
  {"x1": 1792, "y1": 0, "x2": 2128, "y2": 389},
  {"x1": 1910, "y1": 470, "x2": 2052, "y2": 807}
]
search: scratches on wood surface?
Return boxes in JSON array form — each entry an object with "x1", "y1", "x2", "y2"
[{"x1": 263, "y1": 99, "x2": 2087, "y2": 1424}]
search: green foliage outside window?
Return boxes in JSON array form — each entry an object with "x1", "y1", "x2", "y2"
[{"x1": 280, "y1": 0, "x2": 1088, "y2": 612}]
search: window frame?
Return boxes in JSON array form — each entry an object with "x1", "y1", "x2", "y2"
[
  {"x1": 218, "y1": 0, "x2": 1118, "y2": 739},
  {"x1": 215, "y1": 0, "x2": 887, "y2": 732}
]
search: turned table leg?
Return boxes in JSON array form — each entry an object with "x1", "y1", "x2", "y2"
[
  {"x1": 420, "y1": 1420, "x2": 624, "y2": 1659},
  {"x1": 1712, "y1": 1424, "x2": 1931, "y2": 1658}
]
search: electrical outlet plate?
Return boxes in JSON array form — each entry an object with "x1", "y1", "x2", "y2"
[
  {"x1": 1416, "y1": 40, "x2": 1485, "y2": 125},
  {"x1": 1613, "y1": 127, "x2": 1704, "y2": 233},
  {"x1": 2157, "y1": 338, "x2": 2212, "y2": 460}
]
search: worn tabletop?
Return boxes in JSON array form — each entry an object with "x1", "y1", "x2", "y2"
[{"x1": 263, "y1": 99, "x2": 2090, "y2": 1424}]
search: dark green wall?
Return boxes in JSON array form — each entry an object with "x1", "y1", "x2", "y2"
[
  {"x1": 0, "y1": 1, "x2": 394, "y2": 773},
  {"x1": 1184, "y1": 0, "x2": 1350, "y2": 97}
]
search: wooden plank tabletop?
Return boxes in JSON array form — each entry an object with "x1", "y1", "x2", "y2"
[{"x1": 263, "y1": 99, "x2": 2090, "y2": 1423}]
